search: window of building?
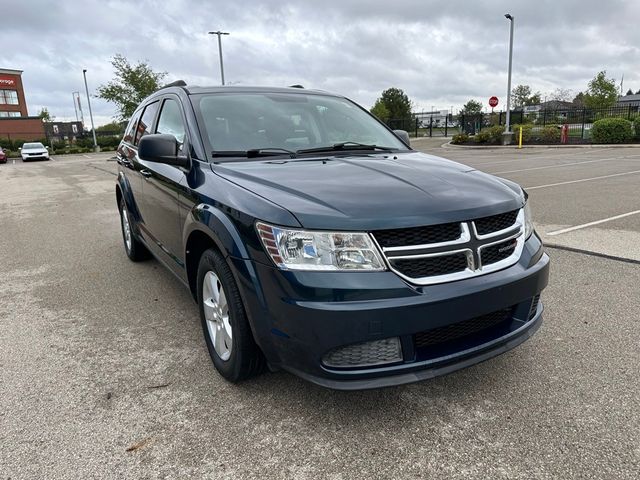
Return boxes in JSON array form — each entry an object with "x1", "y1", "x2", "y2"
[
  {"x1": 0, "y1": 90, "x2": 19, "y2": 105},
  {"x1": 9, "y1": 111, "x2": 20, "y2": 117}
]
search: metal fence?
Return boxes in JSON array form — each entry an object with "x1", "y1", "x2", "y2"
[{"x1": 459, "y1": 105, "x2": 640, "y2": 143}]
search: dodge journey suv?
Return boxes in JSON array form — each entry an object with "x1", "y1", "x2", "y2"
[{"x1": 115, "y1": 83, "x2": 549, "y2": 390}]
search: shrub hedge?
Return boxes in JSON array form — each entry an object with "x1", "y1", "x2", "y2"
[
  {"x1": 540, "y1": 126, "x2": 560, "y2": 143},
  {"x1": 451, "y1": 133, "x2": 469, "y2": 144},
  {"x1": 591, "y1": 118, "x2": 634, "y2": 144}
]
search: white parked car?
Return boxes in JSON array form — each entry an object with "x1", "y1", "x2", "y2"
[{"x1": 20, "y1": 142, "x2": 50, "y2": 161}]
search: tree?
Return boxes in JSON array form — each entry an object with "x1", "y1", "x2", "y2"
[
  {"x1": 460, "y1": 99, "x2": 483, "y2": 115},
  {"x1": 371, "y1": 88, "x2": 413, "y2": 122},
  {"x1": 511, "y1": 84, "x2": 541, "y2": 108},
  {"x1": 38, "y1": 107, "x2": 51, "y2": 122},
  {"x1": 636, "y1": 89, "x2": 640, "y2": 95},
  {"x1": 370, "y1": 100, "x2": 390, "y2": 120},
  {"x1": 626, "y1": 89, "x2": 634, "y2": 96},
  {"x1": 95, "y1": 121, "x2": 125, "y2": 134},
  {"x1": 97, "y1": 54, "x2": 167, "y2": 120},
  {"x1": 584, "y1": 71, "x2": 618, "y2": 109},
  {"x1": 549, "y1": 88, "x2": 573, "y2": 102},
  {"x1": 572, "y1": 91, "x2": 586, "y2": 108}
]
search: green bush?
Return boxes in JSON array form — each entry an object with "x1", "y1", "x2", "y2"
[
  {"x1": 76, "y1": 137, "x2": 94, "y2": 149},
  {"x1": 97, "y1": 136, "x2": 120, "y2": 149},
  {"x1": 512, "y1": 124, "x2": 533, "y2": 142},
  {"x1": 474, "y1": 130, "x2": 491, "y2": 143},
  {"x1": 485, "y1": 125, "x2": 504, "y2": 144},
  {"x1": 591, "y1": 118, "x2": 634, "y2": 144},
  {"x1": 631, "y1": 115, "x2": 640, "y2": 139},
  {"x1": 451, "y1": 133, "x2": 469, "y2": 144},
  {"x1": 52, "y1": 140, "x2": 67, "y2": 150},
  {"x1": 541, "y1": 126, "x2": 560, "y2": 143},
  {"x1": 68, "y1": 147, "x2": 81, "y2": 154}
]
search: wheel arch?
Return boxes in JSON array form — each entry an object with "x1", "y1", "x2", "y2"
[{"x1": 183, "y1": 204, "x2": 252, "y2": 300}]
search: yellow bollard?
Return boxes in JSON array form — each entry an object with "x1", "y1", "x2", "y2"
[{"x1": 518, "y1": 126, "x2": 523, "y2": 149}]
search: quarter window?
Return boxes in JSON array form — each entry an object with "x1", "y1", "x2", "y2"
[
  {"x1": 134, "y1": 101, "x2": 159, "y2": 146},
  {"x1": 156, "y1": 99, "x2": 186, "y2": 144}
]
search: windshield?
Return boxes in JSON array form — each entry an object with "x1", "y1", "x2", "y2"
[
  {"x1": 191, "y1": 92, "x2": 407, "y2": 159},
  {"x1": 23, "y1": 143, "x2": 45, "y2": 149}
]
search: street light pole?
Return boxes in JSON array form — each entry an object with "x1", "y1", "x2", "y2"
[
  {"x1": 504, "y1": 14, "x2": 515, "y2": 143},
  {"x1": 208, "y1": 31, "x2": 230, "y2": 85},
  {"x1": 82, "y1": 69, "x2": 98, "y2": 151}
]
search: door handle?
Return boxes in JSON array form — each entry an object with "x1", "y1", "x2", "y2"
[{"x1": 140, "y1": 169, "x2": 152, "y2": 178}]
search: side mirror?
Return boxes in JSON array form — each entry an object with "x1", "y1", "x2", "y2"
[
  {"x1": 18, "y1": 147, "x2": 22, "y2": 151},
  {"x1": 138, "y1": 134, "x2": 189, "y2": 168},
  {"x1": 393, "y1": 129, "x2": 411, "y2": 146}
]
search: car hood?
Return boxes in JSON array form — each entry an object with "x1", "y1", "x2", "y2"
[
  {"x1": 22, "y1": 148, "x2": 47, "y2": 154},
  {"x1": 211, "y1": 151, "x2": 524, "y2": 230}
]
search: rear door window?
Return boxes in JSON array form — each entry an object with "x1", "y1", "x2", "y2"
[
  {"x1": 134, "y1": 101, "x2": 159, "y2": 146},
  {"x1": 123, "y1": 110, "x2": 143, "y2": 145}
]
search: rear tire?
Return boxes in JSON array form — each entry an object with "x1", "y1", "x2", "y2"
[
  {"x1": 118, "y1": 197, "x2": 150, "y2": 262},
  {"x1": 197, "y1": 248, "x2": 265, "y2": 382}
]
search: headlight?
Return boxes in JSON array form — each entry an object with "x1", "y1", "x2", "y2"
[
  {"x1": 256, "y1": 222, "x2": 386, "y2": 271},
  {"x1": 523, "y1": 202, "x2": 533, "y2": 238}
]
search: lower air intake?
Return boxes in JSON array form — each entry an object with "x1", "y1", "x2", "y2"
[{"x1": 322, "y1": 337, "x2": 403, "y2": 368}]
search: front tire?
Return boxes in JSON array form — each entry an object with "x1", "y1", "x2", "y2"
[
  {"x1": 118, "y1": 197, "x2": 150, "y2": 262},
  {"x1": 197, "y1": 248, "x2": 264, "y2": 382}
]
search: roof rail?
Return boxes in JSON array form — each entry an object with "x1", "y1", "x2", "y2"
[
  {"x1": 289, "y1": 84, "x2": 304, "y2": 89},
  {"x1": 159, "y1": 80, "x2": 187, "y2": 90}
]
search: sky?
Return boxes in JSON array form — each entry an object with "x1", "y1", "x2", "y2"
[{"x1": 3, "y1": 0, "x2": 639, "y2": 126}]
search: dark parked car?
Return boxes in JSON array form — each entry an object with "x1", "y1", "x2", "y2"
[{"x1": 115, "y1": 83, "x2": 549, "y2": 390}]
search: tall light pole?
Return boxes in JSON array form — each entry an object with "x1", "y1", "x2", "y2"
[
  {"x1": 504, "y1": 14, "x2": 515, "y2": 143},
  {"x1": 82, "y1": 69, "x2": 98, "y2": 151},
  {"x1": 208, "y1": 31, "x2": 230, "y2": 85}
]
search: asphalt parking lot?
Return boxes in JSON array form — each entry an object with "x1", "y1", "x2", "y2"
[{"x1": 1, "y1": 145, "x2": 639, "y2": 479}]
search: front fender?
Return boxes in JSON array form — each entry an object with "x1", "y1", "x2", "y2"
[{"x1": 183, "y1": 203, "x2": 250, "y2": 259}]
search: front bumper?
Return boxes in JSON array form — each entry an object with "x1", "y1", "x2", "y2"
[{"x1": 232, "y1": 233, "x2": 550, "y2": 390}]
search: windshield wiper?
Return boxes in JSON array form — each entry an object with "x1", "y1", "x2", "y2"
[
  {"x1": 296, "y1": 142, "x2": 397, "y2": 154},
  {"x1": 211, "y1": 148, "x2": 297, "y2": 159},
  {"x1": 246, "y1": 148, "x2": 297, "y2": 158}
]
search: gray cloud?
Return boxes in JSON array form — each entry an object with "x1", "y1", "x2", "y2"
[{"x1": 5, "y1": 0, "x2": 639, "y2": 125}]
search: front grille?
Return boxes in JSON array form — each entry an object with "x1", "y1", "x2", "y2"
[
  {"x1": 391, "y1": 252, "x2": 468, "y2": 278},
  {"x1": 373, "y1": 222, "x2": 461, "y2": 248},
  {"x1": 414, "y1": 308, "x2": 513, "y2": 349},
  {"x1": 481, "y1": 238, "x2": 518, "y2": 266},
  {"x1": 322, "y1": 337, "x2": 403, "y2": 368},
  {"x1": 474, "y1": 210, "x2": 519, "y2": 235}
]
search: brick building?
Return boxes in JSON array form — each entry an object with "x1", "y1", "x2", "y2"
[{"x1": 0, "y1": 68, "x2": 45, "y2": 141}]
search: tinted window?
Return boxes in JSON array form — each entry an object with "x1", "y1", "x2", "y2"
[
  {"x1": 156, "y1": 99, "x2": 186, "y2": 144},
  {"x1": 134, "y1": 101, "x2": 159, "y2": 146},
  {"x1": 123, "y1": 109, "x2": 143, "y2": 145}
]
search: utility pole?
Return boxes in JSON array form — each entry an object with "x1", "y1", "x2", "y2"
[
  {"x1": 82, "y1": 69, "x2": 98, "y2": 151},
  {"x1": 208, "y1": 31, "x2": 230, "y2": 85},
  {"x1": 504, "y1": 14, "x2": 515, "y2": 144}
]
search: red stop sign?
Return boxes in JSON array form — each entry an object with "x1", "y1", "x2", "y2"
[{"x1": 489, "y1": 96, "x2": 499, "y2": 108}]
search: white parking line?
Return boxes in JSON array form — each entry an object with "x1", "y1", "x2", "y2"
[
  {"x1": 547, "y1": 210, "x2": 640, "y2": 236},
  {"x1": 491, "y1": 156, "x2": 639, "y2": 174},
  {"x1": 465, "y1": 148, "x2": 616, "y2": 166},
  {"x1": 526, "y1": 169, "x2": 640, "y2": 190}
]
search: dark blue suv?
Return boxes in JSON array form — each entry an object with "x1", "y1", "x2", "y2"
[{"x1": 115, "y1": 84, "x2": 549, "y2": 390}]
